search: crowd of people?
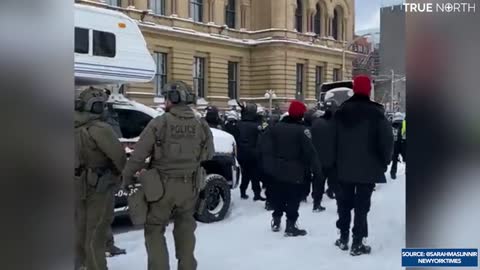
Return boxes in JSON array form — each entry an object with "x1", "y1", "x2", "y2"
[
  {"x1": 74, "y1": 75, "x2": 406, "y2": 270},
  {"x1": 203, "y1": 75, "x2": 405, "y2": 256}
]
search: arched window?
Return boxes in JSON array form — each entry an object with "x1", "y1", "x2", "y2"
[
  {"x1": 295, "y1": 0, "x2": 303, "y2": 32},
  {"x1": 332, "y1": 8, "x2": 339, "y2": 39},
  {"x1": 225, "y1": 0, "x2": 236, "y2": 28},
  {"x1": 314, "y1": 3, "x2": 322, "y2": 35},
  {"x1": 332, "y1": 6, "x2": 345, "y2": 40}
]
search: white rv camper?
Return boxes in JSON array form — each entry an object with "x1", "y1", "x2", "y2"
[{"x1": 74, "y1": 4, "x2": 156, "y2": 86}]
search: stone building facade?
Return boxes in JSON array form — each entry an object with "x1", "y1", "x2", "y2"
[{"x1": 78, "y1": 0, "x2": 356, "y2": 108}]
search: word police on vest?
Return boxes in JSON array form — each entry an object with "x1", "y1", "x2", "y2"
[{"x1": 171, "y1": 124, "x2": 197, "y2": 137}]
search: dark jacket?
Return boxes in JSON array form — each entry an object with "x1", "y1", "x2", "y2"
[
  {"x1": 311, "y1": 112, "x2": 336, "y2": 168},
  {"x1": 236, "y1": 110, "x2": 261, "y2": 165},
  {"x1": 334, "y1": 95, "x2": 393, "y2": 184},
  {"x1": 224, "y1": 119, "x2": 239, "y2": 141},
  {"x1": 260, "y1": 116, "x2": 322, "y2": 184}
]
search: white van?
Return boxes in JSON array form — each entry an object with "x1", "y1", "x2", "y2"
[{"x1": 75, "y1": 4, "x2": 240, "y2": 223}]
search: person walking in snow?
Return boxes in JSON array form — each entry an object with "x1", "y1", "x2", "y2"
[
  {"x1": 260, "y1": 100, "x2": 322, "y2": 237},
  {"x1": 332, "y1": 75, "x2": 393, "y2": 256},
  {"x1": 310, "y1": 100, "x2": 339, "y2": 212},
  {"x1": 236, "y1": 103, "x2": 266, "y2": 201},
  {"x1": 390, "y1": 113, "x2": 405, "y2": 179}
]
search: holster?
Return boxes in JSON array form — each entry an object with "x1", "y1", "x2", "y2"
[{"x1": 138, "y1": 169, "x2": 165, "y2": 202}]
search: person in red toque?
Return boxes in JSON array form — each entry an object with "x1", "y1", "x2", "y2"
[
  {"x1": 259, "y1": 100, "x2": 322, "y2": 237},
  {"x1": 332, "y1": 75, "x2": 393, "y2": 256}
]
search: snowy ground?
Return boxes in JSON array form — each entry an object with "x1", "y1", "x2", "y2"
[{"x1": 110, "y1": 163, "x2": 405, "y2": 270}]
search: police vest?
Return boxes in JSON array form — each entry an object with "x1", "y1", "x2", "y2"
[{"x1": 153, "y1": 113, "x2": 208, "y2": 176}]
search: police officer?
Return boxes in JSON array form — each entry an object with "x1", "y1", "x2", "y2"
[
  {"x1": 390, "y1": 113, "x2": 405, "y2": 179},
  {"x1": 311, "y1": 100, "x2": 338, "y2": 212},
  {"x1": 122, "y1": 81, "x2": 214, "y2": 270},
  {"x1": 100, "y1": 89, "x2": 127, "y2": 257},
  {"x1": 237, "y1": 103, "x2": 266, "y2": 201},
  {"x1": 75, "y1": 87, "x2": 127, "y2": 270}
]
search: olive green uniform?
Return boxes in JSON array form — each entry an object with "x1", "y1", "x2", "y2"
[
  {"x1": 123, "y1": 104, "x2": 214, "y2": 270},
  {"x1": 75, "y1": 89, "x2": 126, "y2": 270}
]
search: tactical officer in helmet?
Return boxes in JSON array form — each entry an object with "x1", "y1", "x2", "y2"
[
  {"x1": 122, "y1": 81, "x2": 214, "y2": 270},
  {"x1": 75, "y1": 87, "x2": 127, "y2": 270}
]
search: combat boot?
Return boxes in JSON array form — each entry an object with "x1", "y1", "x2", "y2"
[
  {"x1": 284, "y1": 220, "x2": 307, "y2": 237},
  {"x1": 390, "y1": 173, "x2": 397, "y2": 180},
  {"x1": 312, "y1": 201, "x2": 326, "y2": 212},
  {"x1": 326, "y1": 189, "x2": 336, "y2": 199},
  {"x1": 271, "y1": 216, "x2": 281, "y2": 232},
  {"x1": 253, "y1": 194, "x2": 266, "y2": 201},
  {"x1": 350, "y1": 237, "x2": 371, "y2": 256},
  {"x1": 240, "y1": 191, "x2": 249, "y2": 200},
  {"x1": 265, "y1": 201, "x2": 274, "y2": 211},
  {"x1": 335, "y1": 231, "x2": 349, "y2": 251},
  {"x1": 105, "y1": 245, "x2": 127, "y2": 257}
]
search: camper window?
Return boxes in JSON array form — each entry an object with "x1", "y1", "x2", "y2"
[
  {"x1": 93, "y1": 30, "x2": 116, "y2": 58},
  {"x1": 75, "y1": 27, "x2": 89, "y2": 54}
]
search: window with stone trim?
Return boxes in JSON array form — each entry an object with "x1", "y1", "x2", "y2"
[
  {"x1": 149, "y1": 0, "x2": 166, "y2": 15},
  {"x1": 190, "y1": 0, "x2": 203, "y2": 22},
  {"x1": 333, "y1": 68, "x2": 341, "y2": 81},
  {"x1": 295, "y1": 0, "x2": 303, "y2": 32},
  {"x1": 314, "y1": 3, "x2": 322, "y2": 35},
  {"x1": 193, "y1": 57, "x2": 206, "y2": 97},
  {"x1": 228, "y1": 61, "x2": 238, "y2": 99},
  {"x1": 296, "y1": 64, "x2": 304, "y2": 98},
  {"x1": 106, "y1": 0, "x2": 122, "y2": 7},
  {"x1": 226, "y1": 0, "x2": 236, "y2": 28},
  {"x1": 315, "y1": 66, "x2": 324, "y2": 98},
  {"x1": 153, "y1": 52, "x2": 168, "y2": 96}
]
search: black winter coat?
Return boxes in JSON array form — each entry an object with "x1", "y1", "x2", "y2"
[
  {"x1": 334, "y1": 95, "x2": 393, "y2": 184},
  {"x1": 224, "y1": 120, "x2": 239, "y2": 142},
  {"x1": 236, "y1": 112, "x2": 261, "y2": 165},
  {"x1": 260, "y1": 116, "x2": 322, "y2": 185},
  {"x1": 311, "y1": 114, "x2": 336, "y2": 168}
]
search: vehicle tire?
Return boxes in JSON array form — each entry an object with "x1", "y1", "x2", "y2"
[{"x1": 195, "y1": 174, "x2": 231, "y2": 223}]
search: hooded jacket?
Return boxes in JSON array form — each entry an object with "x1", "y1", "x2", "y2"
[{"x1": 334, "y1": 95, "x2": 393, "y2": 183}]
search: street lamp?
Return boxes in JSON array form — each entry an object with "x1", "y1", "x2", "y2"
[
  {"x1": 342, "y1": 32, "x2": 379, "y2": 79},
  {"x1": 264, "y1": 90, "x2": 277, "y2": 117}
]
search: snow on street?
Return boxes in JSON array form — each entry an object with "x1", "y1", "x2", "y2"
[{"x1": 109, "y1": 163, "x2": 405, "y2": 270}]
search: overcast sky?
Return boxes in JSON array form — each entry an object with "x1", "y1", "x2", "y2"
[{"x1": 355, "y1": 0, "x2": 381, "y2": 32}]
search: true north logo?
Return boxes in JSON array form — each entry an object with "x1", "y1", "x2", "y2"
[{"x1": 402, "y1": 2, "x2": 476, "y2": 13}]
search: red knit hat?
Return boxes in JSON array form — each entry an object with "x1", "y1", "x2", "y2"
[
  {"x1": 353, "y1": 75, "x2": 372, "y2": 96},
  {"x1": 288, "y1": 100, "x2": 307, "y2": 119}
]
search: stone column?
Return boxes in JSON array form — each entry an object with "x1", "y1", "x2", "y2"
[
  {"x1": 213, "y1": 0, "x2": 226, "y2": 26},
  {"x1": 134, "y1": 0, "x2": 148, "y2": 10},
  {"x1": 286, "y1": 0, "x2": 296, "y2": 31},
  {"x1": 177, "y1": 0, "x2": 189, "y2": 18},
  {"x1": 271, "y1": 0, "x2": 286, "y2": 29}
]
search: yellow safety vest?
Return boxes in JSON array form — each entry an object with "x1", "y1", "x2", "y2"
[{"x1": 401, "y1": 120, "x2": 406, "y2": 139}]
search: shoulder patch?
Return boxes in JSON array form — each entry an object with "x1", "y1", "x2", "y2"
[{"x1": 304, "y1": 129, "x2": 312, "y2": 139}]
